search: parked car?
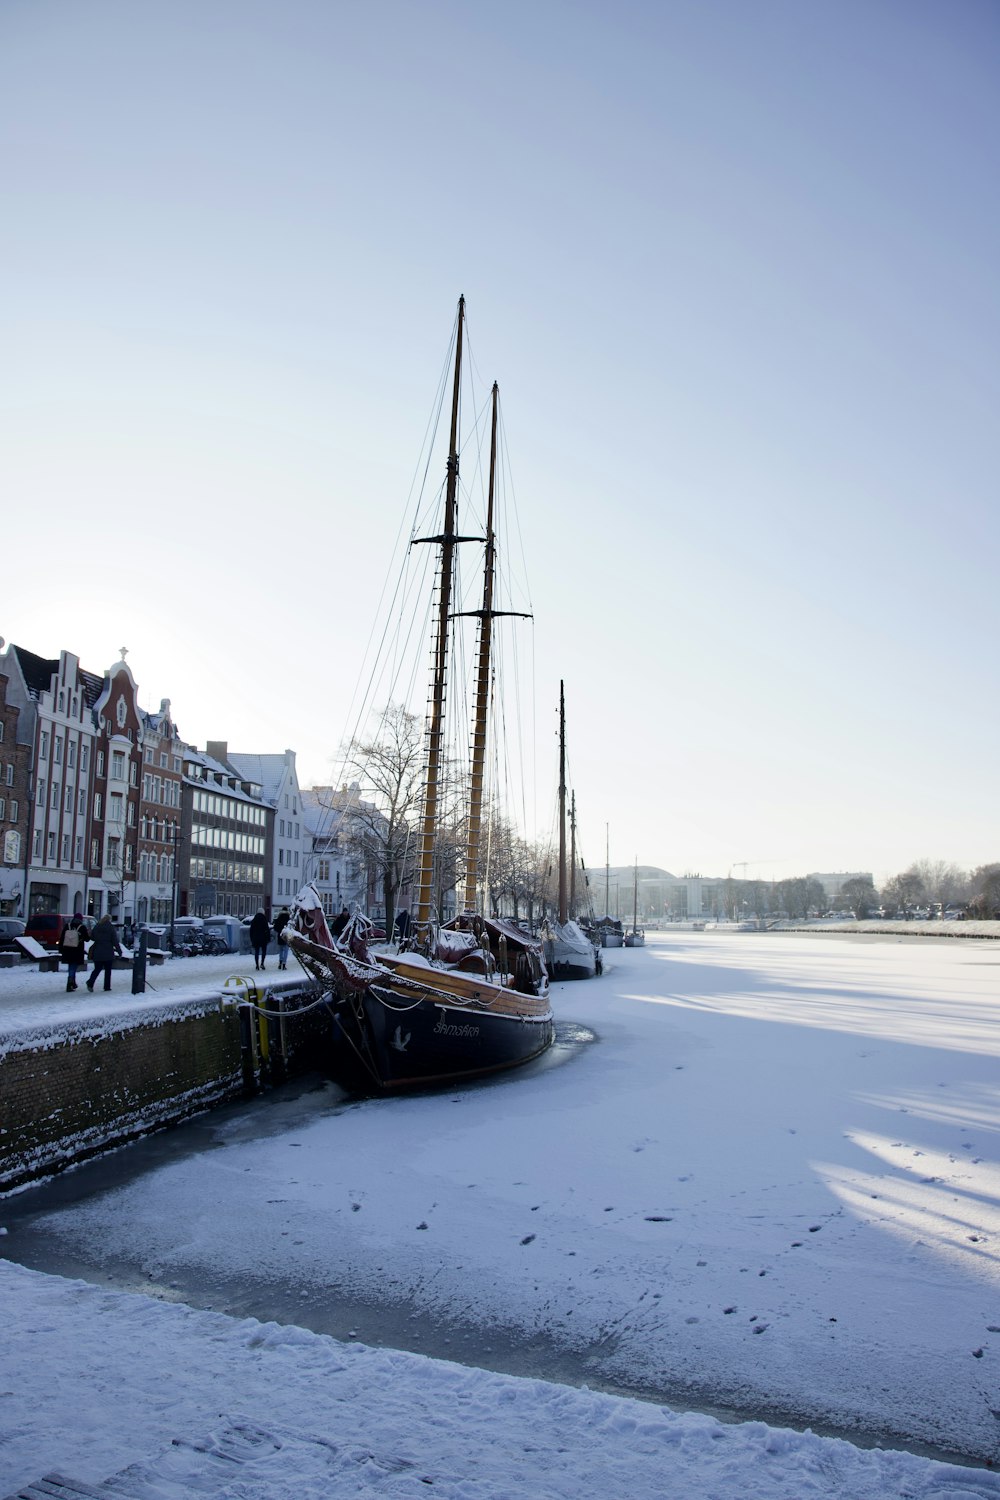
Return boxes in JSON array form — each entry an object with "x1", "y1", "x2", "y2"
[
  {"x1": 0, "y1": 916, "x2": 26, "y2": 952},
  {"x1": 24, "y1": 912, "x2": 72, "y2": 949}
]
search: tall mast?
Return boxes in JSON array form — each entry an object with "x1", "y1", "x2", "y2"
[
  {"x1": 605, "y1": 823, "x2": 610, "y2": 918},
  {"x1": 463, "y1": 382, "x2": 498, "y2": 913},
  {"x1": 633, "y1": 858, "x2": 639, "y2": 931},
  {"x1": 414, "y1": 297, "x2": 465, "y2": 940},
  {"x1": 569, "y1": 791, "x2": 577, "y2": 918},
  {"x1": 558, "y1": 680, "x2": 567, "y2": 923}
]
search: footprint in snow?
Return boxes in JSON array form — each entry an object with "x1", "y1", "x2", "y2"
[{"x1": 521, "y1": 1234, "x2": 536, "y2": 1245}]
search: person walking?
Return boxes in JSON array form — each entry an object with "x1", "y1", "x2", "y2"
[
  {"x1": 273, "y1": 907, "x2": 291, "y2": 970},
  {"x1": 85, "y1": 914, "x2": 122, "y2": 992},
  {"x1": 60, "y1": 912, "x2": 89, "y2": 992},
  {"x1": 249, "y1": 909, "x2": 271, "y2": 971}
]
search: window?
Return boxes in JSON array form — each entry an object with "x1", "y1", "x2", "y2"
[
  {"x1": 37, "y1": 777, "x2": 46, "y2": 808},
  {"x1": 279, "y1": 818, "x2": 285, "y2": 836},
  {"x1": 130, "y1": 761, "x2": 138, "y2": 785},
  {"x1": 62, "y1": 834, "x2": 70, "y2": 861},
  {"x1": 127, "y1": 802, "x2": 135, "y2": 826},
  {"x1": 91, "y1": 838, "x2": 99, "y2": 866},
  {"x1": 75, "y1": 836, "x2": 83, "y2": 862},
  {"x1": 47, "y1": 832, "x2": 55, "y2": 859},
  {"x1": 108, "y1": 836, "x2": 120, "y2": 869},
  {"x1": 125, "y1": 844, "x2": 133, "y2": 872},
  {"x1": 160, "y1": 753, "x2": 167, "y2": 768},
  {"x1": 40, "y1": 731, "x2": 49, "y2": 759},
  {"x1": 72, "y1": 695, "x2": 78, "y2": 716},
  {"x1": 54, "y1": 737, "x2": 63, "y2": 764},
  {"x1": 58, "y1": 691, "x2": 65, "y2": 712},
  {"x1": 111, "y1": 750, "x2": 126, "y2": 780},
  {"x1": 144, "y1": 747, "x2": 153, "y2": 763},
  {"x1": 0, "y1": 722, "x2": 4, "y2": 742},
  {"x1": 173, "y1": 757, "x2": 181, "y2": 772},
  {"x1": 109, "y1": 792, "x2": 123, "y2": 823},
  {"x1": 68, "y1": 740, "x2": 76, "y2": 769},
  {"x1": 33, "y1": 830, "x2": 41, "y2": 858},
  {"x1": 94, "y1": 793, "x2": 103, "y2": 819},
  {"x1": 10, "y1": 800, "x2": 17, "y2": 821},
  {"x1": 65, "y1": 786, "x2": 73, "y2": 812},
  {"x1": 51, "y1": 782, "x2": 60, "y2": 809},
  {"x1": 78, "y1": 789, "x2": 85, "y2": 815},
  {"x1": 5, "y1": 763, "x2": 12, "y2": 786},
  {"x1": 278, "y1": 848, "x2": 284, "y2": 865},
  {"x1": 294, "y1": 851, "x2": 299, "y2": 867},
  {"x1": 0, "y1": 798, "x2": 4, "y2": 819},
  {"x1": 97, "y1": 751, "x2": 105, "y2": 777},
  {"x1": 318, "y1": 859, "x2": 330, "y2": 881},
  {"x1": 284, "y1": 794, "x2": 289, "y2": 809},
  {"x1": 81, "y1": 744, "x2": 89, "y2": 773}
]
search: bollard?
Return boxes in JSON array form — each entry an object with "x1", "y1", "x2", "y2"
[{"x1": 131, "y1": 928, "x2": 148, "y2": 994}]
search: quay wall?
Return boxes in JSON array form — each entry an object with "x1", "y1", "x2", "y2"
[{"x1": 0, "y1": 982, "x2": 330, "y2": 1192}]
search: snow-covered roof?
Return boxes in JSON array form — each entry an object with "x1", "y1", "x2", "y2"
[{"x1": 227, "y1": 751, "x2": 296, "y2": 807}]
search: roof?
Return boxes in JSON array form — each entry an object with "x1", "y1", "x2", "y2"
[{"x1": 227, "y1": 752, "x2": 295, "y2": 807}]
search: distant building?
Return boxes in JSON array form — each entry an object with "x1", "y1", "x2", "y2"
[
  {"x1": 224, "y1": 748, "x2": 306, "y2": 914},
  {"x1": 87, "y1": 655, "x2": 144, "y2": 924},
  {"x1": 807, "y1": 871, "x2": 872, "y2": 902},
  {"x1": 179, "y1": 745, "x2": 270, "y2": 919},
  {"x1": 301, "y1": 784, "x2": 390, "y2": 920}
]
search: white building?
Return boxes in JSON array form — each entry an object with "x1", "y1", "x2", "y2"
[{"x1": 225, "y1": 748, "x2": 307, "y2": 916}]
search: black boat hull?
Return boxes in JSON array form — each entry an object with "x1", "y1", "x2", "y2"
[{"x1": 329, "y1": 986, "x2": 554, "y2": 1093}]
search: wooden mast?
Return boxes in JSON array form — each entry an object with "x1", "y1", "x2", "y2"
[
  {"x1": 463, "y1": 382, "x2": 498, "y2": 913},
  {"x1": 558, "y1": 680, "x2": 567, "y2": 924},
  {"x1": 414, "y1": 297, "x2": 465, "y2": 941},
  {"x1": 570, "y1": 791, "x2": 577, "y2": 919}
]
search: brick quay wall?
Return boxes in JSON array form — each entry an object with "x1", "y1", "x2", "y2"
[{"x1": 0, "y1": 981, "x2": 332, "y2": 1192}]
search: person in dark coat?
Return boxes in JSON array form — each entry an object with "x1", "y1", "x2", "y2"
[
  {"x1": 331, "y1": 906, "x2": 350, "y2": 939},
  {"x1": 273, "y1": 907, "x2": 291, "y2": 970},
  {"x1": 249, "y1": 910, "x2": 271, "y2": 970},
  {"x1": 60, "y1": 912, "x2": 89, "y2": 992},
  {"x1": 85, "y1": 914, "x2": 122, "y2": 992}
]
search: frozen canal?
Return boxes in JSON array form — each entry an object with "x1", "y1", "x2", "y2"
[{"x1": 3, "y1": 930, "x2": 1000, "y2": 1470}]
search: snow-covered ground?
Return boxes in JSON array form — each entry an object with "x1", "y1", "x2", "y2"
[{"x1": 3, "y1": 930, "x2": 1000, "y2": 1496}]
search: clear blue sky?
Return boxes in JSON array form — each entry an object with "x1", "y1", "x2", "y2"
[{"x1": 2, "y1": 0, "x2": 997, "y2": 885}]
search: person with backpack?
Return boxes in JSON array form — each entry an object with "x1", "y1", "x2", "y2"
[
  {"x1": 85, "y1": 914, "x2": 122, "y2": 992},
  {"x1": 273, "y1": 907, "x2": 291, "y2": 970},
  {"x1": 60, "y1": 913, "x2": 89, "y2": 992},
  {"x1": 249, "y1": 909, "x2": 271, "y2": 971}
]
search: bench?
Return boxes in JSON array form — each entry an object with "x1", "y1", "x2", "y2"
[
  {"x1": 0, "y1": 951, "x2": 17, "y2": 968},
  {"x1": 15, "y1": 935, "x2": 61, "y2": 971},
  {"x1": 146, "y1": 949, "x2": 166, "y2": 966}
]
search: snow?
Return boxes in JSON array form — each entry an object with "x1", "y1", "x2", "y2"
[{"x1": 3, "y1": 930, "x2": 1000, "y2": 1496}]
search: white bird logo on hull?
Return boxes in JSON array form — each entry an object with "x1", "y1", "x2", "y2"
[{"x1": 391, "y1": 1026, "x2": 411, "y2": 1053}]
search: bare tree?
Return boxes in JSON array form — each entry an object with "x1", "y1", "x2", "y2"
[
  {"x1": 969, "y1": 864, "x2": 1000, "y2": 918},
  {"x1": 840, "y1": 875, "x2": 877, "y2": 918},
  {"x1": 341, "y1": 704, "x2": 424, "y2": 937}
]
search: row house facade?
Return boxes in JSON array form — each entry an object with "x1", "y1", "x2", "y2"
[
  {"x1": 137, "y1": 699, "x2": 184, "y2": 925},
  {"x1": 1, "y1": 637, "x2": 306, "y2": 928},
  {"x1": 0, "y1": 663, "x2": 32, "y2": 916},
  {"x1": 1, "y1": 644, "x2": 102, "y2": 919},
  {"x1": 88, "y1": 656, "x2": 143, "y2": 921}
]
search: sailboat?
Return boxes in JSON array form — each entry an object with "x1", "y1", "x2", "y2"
[
  {"x1": 541, "y1": 682, "x2": 599, "y2": 981},
  {"x1": 285, "y1": 298, "x2": 554, "y2": 1093},
  {"x1": 594, "y1": 826, "x2": 624, "y2": 947},
  {"x1": 624, "y1": 859, "x2": 645, "y2": 946}
]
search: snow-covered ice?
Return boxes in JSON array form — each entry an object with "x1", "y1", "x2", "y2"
[{"x1": 3, "y1": 929, "x2": 1000, "y2": 1495}]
